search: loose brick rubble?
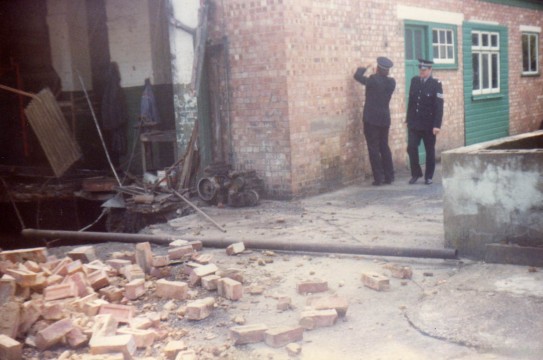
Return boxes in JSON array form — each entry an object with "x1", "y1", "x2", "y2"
[{"x1": 0, "y1": 242, "x2": 416, "y2": 359}]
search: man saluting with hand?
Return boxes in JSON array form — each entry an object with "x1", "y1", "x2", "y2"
[{"x1": 406, "y1": 58, "x2": 444, "y2": 185}]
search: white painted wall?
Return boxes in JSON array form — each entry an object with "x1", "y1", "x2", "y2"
[
  {"x1": 47, "y1": 0, "x2": 92, "y2": 91},
  {"x1": 169, "y1": 0, "x2": 199, "y2": 86},
  {"x1": 106, "y1": 0, "x2": 154, "y2": 88}
]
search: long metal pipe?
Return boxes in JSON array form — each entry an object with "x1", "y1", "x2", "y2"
[{"x1": 21, "y1": 228, "x2": 457, "y2": 260}]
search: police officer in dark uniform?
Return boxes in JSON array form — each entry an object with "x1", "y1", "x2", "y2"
[
  {"x1": 406, "y1": 58, "x2": 444, "y2": 185},
  {"x1": 354, "y1": 56, "x2": 396, "y2": 186}
]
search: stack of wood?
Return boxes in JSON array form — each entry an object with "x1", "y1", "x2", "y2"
[{"x1": 0, "y1": 241, "x2": 245, "y2": 360}]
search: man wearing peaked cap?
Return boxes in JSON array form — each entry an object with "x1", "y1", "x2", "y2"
[
  {"x1": 354, "y1": 56, "x2": 396, "y2": 186},
  {"x1": 405, "y1": 58, "x2": 444, "y2": 185}
]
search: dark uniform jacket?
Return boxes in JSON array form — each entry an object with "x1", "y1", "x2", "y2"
[
  {"x1": 406, "y1": 76, "x2": 444, "y2": 130},
  {"x1": 354, "y1": 67, "x2": 396, "y2": 127}
]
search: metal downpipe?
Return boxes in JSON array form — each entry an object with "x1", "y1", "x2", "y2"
[{"x1": 21, "y1": 228, "x2": 457, "y2": 260}]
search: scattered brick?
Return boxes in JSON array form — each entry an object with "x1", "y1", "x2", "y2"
[
  {"x1": 286, "y1": 342, "x2": 302, "y2": 356},
  {"x1": 23, "y1": 260, "x2": 41, "y2": 273},
  {"x1": 150, "y1": 266, "x2": 171, "y2": 279},
  {"x1": 99, "y1": 304, "x2": 135, "y2": 324},
  {"x1": 169, "y1": 239, "x2": 189, "y2": 247},
  {"x1": 18, "y1": 300, "x2": 41, "y2": 335},
  {"x1": 66, "y1": 259, "x2": 84, "y2": 275},
  {"x1": 264, "y1": 326, "x2": 304, "y2": 348},
  {"x1": 128, "y1": 316, "x2": 153, "y2": 330},
  {"x1": 44, "y1": 281, "x2": 78, "y2": 301},
  {"x1": 0, "y1": 276, "x2": 16, "y2": 305},
  {"x1": 67, "y1": 245, "x2": 97, "y2": 263},
  {"x1": 296, "y1": 279, "x2": 328, "y2": 294},
  {"x1": 0, "y1": 247, "x2": 48, "y2": 263},
  {"x1": 191, "y1": 253, "x2": 213, "y2": 264},
  {"x1": 117, "y1": 327, "x2": 156, "y2": 348},
  {"x1": 201, "y1": 274, "x2": 220, "y2": 290},
  {"x1": 151, "y1": 255, "x2": 169, "y2": 268},
  {"x1": 164, "y1": 340, "x2": 187, "y2": 359},
  {"x1": 175, "y1": 349, "x2": 197, "y2": 360},
  {"x1": 89, "y1": 334, "x2": 136, "y2": 360},
  {"x1": 3, "y1": 268, "x2": 37, "y2": 287},
  {"x1": 216, "y1": 268, "x2": 244, "y2": 283},
  {"x1": 106, "y1": 259, "x2": 132, "y2": 272},
  {"x1": 66, "y1": 272, "x2": 92, "y2": 297},
  {"x1": 276, "y1": 296, "x2": 292, "y2": 311},
  {"x1": 229, "y1": 323, "x2": 268, "y2": 345},
  {"x1": 217, "y1": 278, "x2": 243, "y2": 301},
  {"x1": 189, "y1": 241, "x2": 203, "y2": 251},
  {"x1": 135, "y1": 242, "x2": 153, "y2": 274},
  {"x1": 299, "y1": 309, "x2": 338, "y2": 330},
  {"x1": 0, "y1": 334, "x2": 22, "y2": 360},
  {"x1": 66, "y1": 326, "x2": 88, "y2": 348},
  {"x1": 189, "y1": 263, "x2": 218, "y2": 286},
  {"x1": 91, "y1": 314, "x2": 119, "y2": 338},
  {"x1": 186, "y1": 297, "x2": 215, "y2": 320},
  {"x1": 35, "y1": 318, "x2": 75, "y2": 350},
  {"x1": 155, "y1": 279, "x2": 188, "y2": 300},
  {"x1": 306, "y1": 296, "x2": 349, "y2": 317},
  {"x1": 124, "y1": 279, "x2": 146, "y2": 300},
  {"x1": 0, "y1": 301, "x2": 21, "y2": 339},
  {"x1": 87, "y1": 270, "x2": 110, "y2": 290},
  {"x1": 226, "y1": 242, "x2": 245, "y2": 256},
  {"x1": 168, "y1": 245, "x2": 194, "y2": 261},
  {"x1": 42, "y1": 302, "x2": 64, "y2": 320},
  {"x1": 361, "y1": 272, "x2": 390, "y2": 291},
  {"x1": 100, "y1": 286, "x2": 124, "y2": 303},
  {"x1": 383, "y1": 263, "x2": 413, "y2": 279},
  {"x1": 120, "y1": 265, "x2": 145, "y2": 282}
]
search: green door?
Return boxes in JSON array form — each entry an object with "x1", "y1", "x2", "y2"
[
  {"x1": 404, "y1": 25, "x2": 426, "y2": 163},
  {"x1": 463, "y1": 23, "x2": 509, "y2": 145}
]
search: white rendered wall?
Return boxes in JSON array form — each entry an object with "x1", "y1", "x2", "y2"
[
  {"x1": 47, "y1": 0, "x2": 92, "y2": 91},
  {"x1": 106, "y1": 0, "x2": 154, "y2": 88},
  {"x1": 169, "y1": 0, "x2": 199, "y2": 86}
]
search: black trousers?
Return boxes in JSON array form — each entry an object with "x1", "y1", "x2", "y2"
[
  {"x1": 407, "y1": 128, "x2": 436, "y2": 180},
  {"x1": 364, "y1": 122, "x2": 394, "y2": 183}
]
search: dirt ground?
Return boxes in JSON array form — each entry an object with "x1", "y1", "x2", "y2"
[{"x1": 23, "y1": 166, "x2": 543, "y2": 359}]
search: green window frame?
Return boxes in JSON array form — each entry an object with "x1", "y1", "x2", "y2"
[
  {"x1": 472, "y1": 31, "x2": 501, "y2": 95},
  {"x1": 522, "y1": 32, "x2": 539, "y2": 75},
  {"x1": 404, "y1": 21, "x2": 458, "y2": 69}
]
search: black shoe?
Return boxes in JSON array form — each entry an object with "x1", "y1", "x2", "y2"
[
  {"x1": 372, "y1": 181, "x2": 382, "y2": 186},
  {"x1": 384, "y1": 177, "x2": 394, "y2": 185},
  {"x1": 424, "y1": 178, "x2": 433, "y2": 185},
  {"x1": 408, "y1": 176, "x2": 420, "y2": 185}
]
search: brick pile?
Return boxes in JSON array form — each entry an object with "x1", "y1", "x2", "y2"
[{"x1": 0, "y1": 241, "x2": 415, "y2": 359}]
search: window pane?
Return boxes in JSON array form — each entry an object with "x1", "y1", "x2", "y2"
[
  {"x1": 530, "y1": 35, "x2": 537, "y2": 72},
  {"x1": 472, "y1": 33, "x2": 479, "y2": 46},
  {"x1": 432, "y1": 30, "x2": 438, "y2": 44},
  {"x1": 440, "y1": 45, "x2": 446, "y2": 58},
  {"x1": 447, "y1": 31, "x2": 452, "y2": 44},
  {"x1": 447, "y1": 46, "x2": 453, "y2": 59},
  {"x1": 491, "y1": 34, "x2": 498, "y2": 47},
  {"x1": 482, "y1": 54, "x2": 489, "y2": 89},
  {"x1": 482, "y1": 33, "x2": 489, "y2": 47},
  {"x1": 406, "y1": 29, "x2": 413, "y2": 59},
  {"x1": 522, "y1": 34, "x2": 529, "y2": 72},
  {"x1": 415, "y1": 31, "x2": 423, "y2": 59},
  {"x1": 491, "y1": 53, "x2": 499, "y2": 89},
  {"x1": 433, "y1": 45, "x2": 439, "y2": 58},
  {"x1": 439, "y1": 30, "x2": 445, "y2": 43},
  {"x1": 473, "y1": 54, "x2": 480, "y2": 90}
]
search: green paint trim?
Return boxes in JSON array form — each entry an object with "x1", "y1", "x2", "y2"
[
  {"x1": 403, "y1": 20, "x2": 459, "y2": 69},
  {"x1": 480, "y1": 0, "x2": 543, "y2": 10}
]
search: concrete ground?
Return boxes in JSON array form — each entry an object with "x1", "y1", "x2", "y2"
[{"x1": 141, "y1": 163, "x2": 543, "y2": 360}]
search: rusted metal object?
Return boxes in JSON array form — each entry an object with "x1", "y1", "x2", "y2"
[{"x1": 21, "y1": 229, "x2": 457, "y2": 259}]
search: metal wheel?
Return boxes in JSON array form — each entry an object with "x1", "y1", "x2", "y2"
[{"x1": 197, "y1": 177, "x2": 218, "y2": 203}]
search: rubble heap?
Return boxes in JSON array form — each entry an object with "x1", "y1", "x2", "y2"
[{"x1": 0, "y1": 239, "x2": 371, "y2": 360}]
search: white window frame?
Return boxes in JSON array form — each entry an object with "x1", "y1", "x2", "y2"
[
  {"x1": 472, "y1": 31, "x2": 500, "y2": 95},
  {"x1": 432, "y1": 28, "x2": 455, "y2": 64},
  {"x1": 522, "y1": 32, "x2": 539, "y2": 75}
]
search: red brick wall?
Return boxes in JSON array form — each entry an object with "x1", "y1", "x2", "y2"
[{"x1": 208, "y1": 0, "x2": 543, "y2": 198}]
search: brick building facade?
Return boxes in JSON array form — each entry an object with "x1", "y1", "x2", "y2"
[{"x1": 205, "y1": 0, "x2": 543, "y2": 199}]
